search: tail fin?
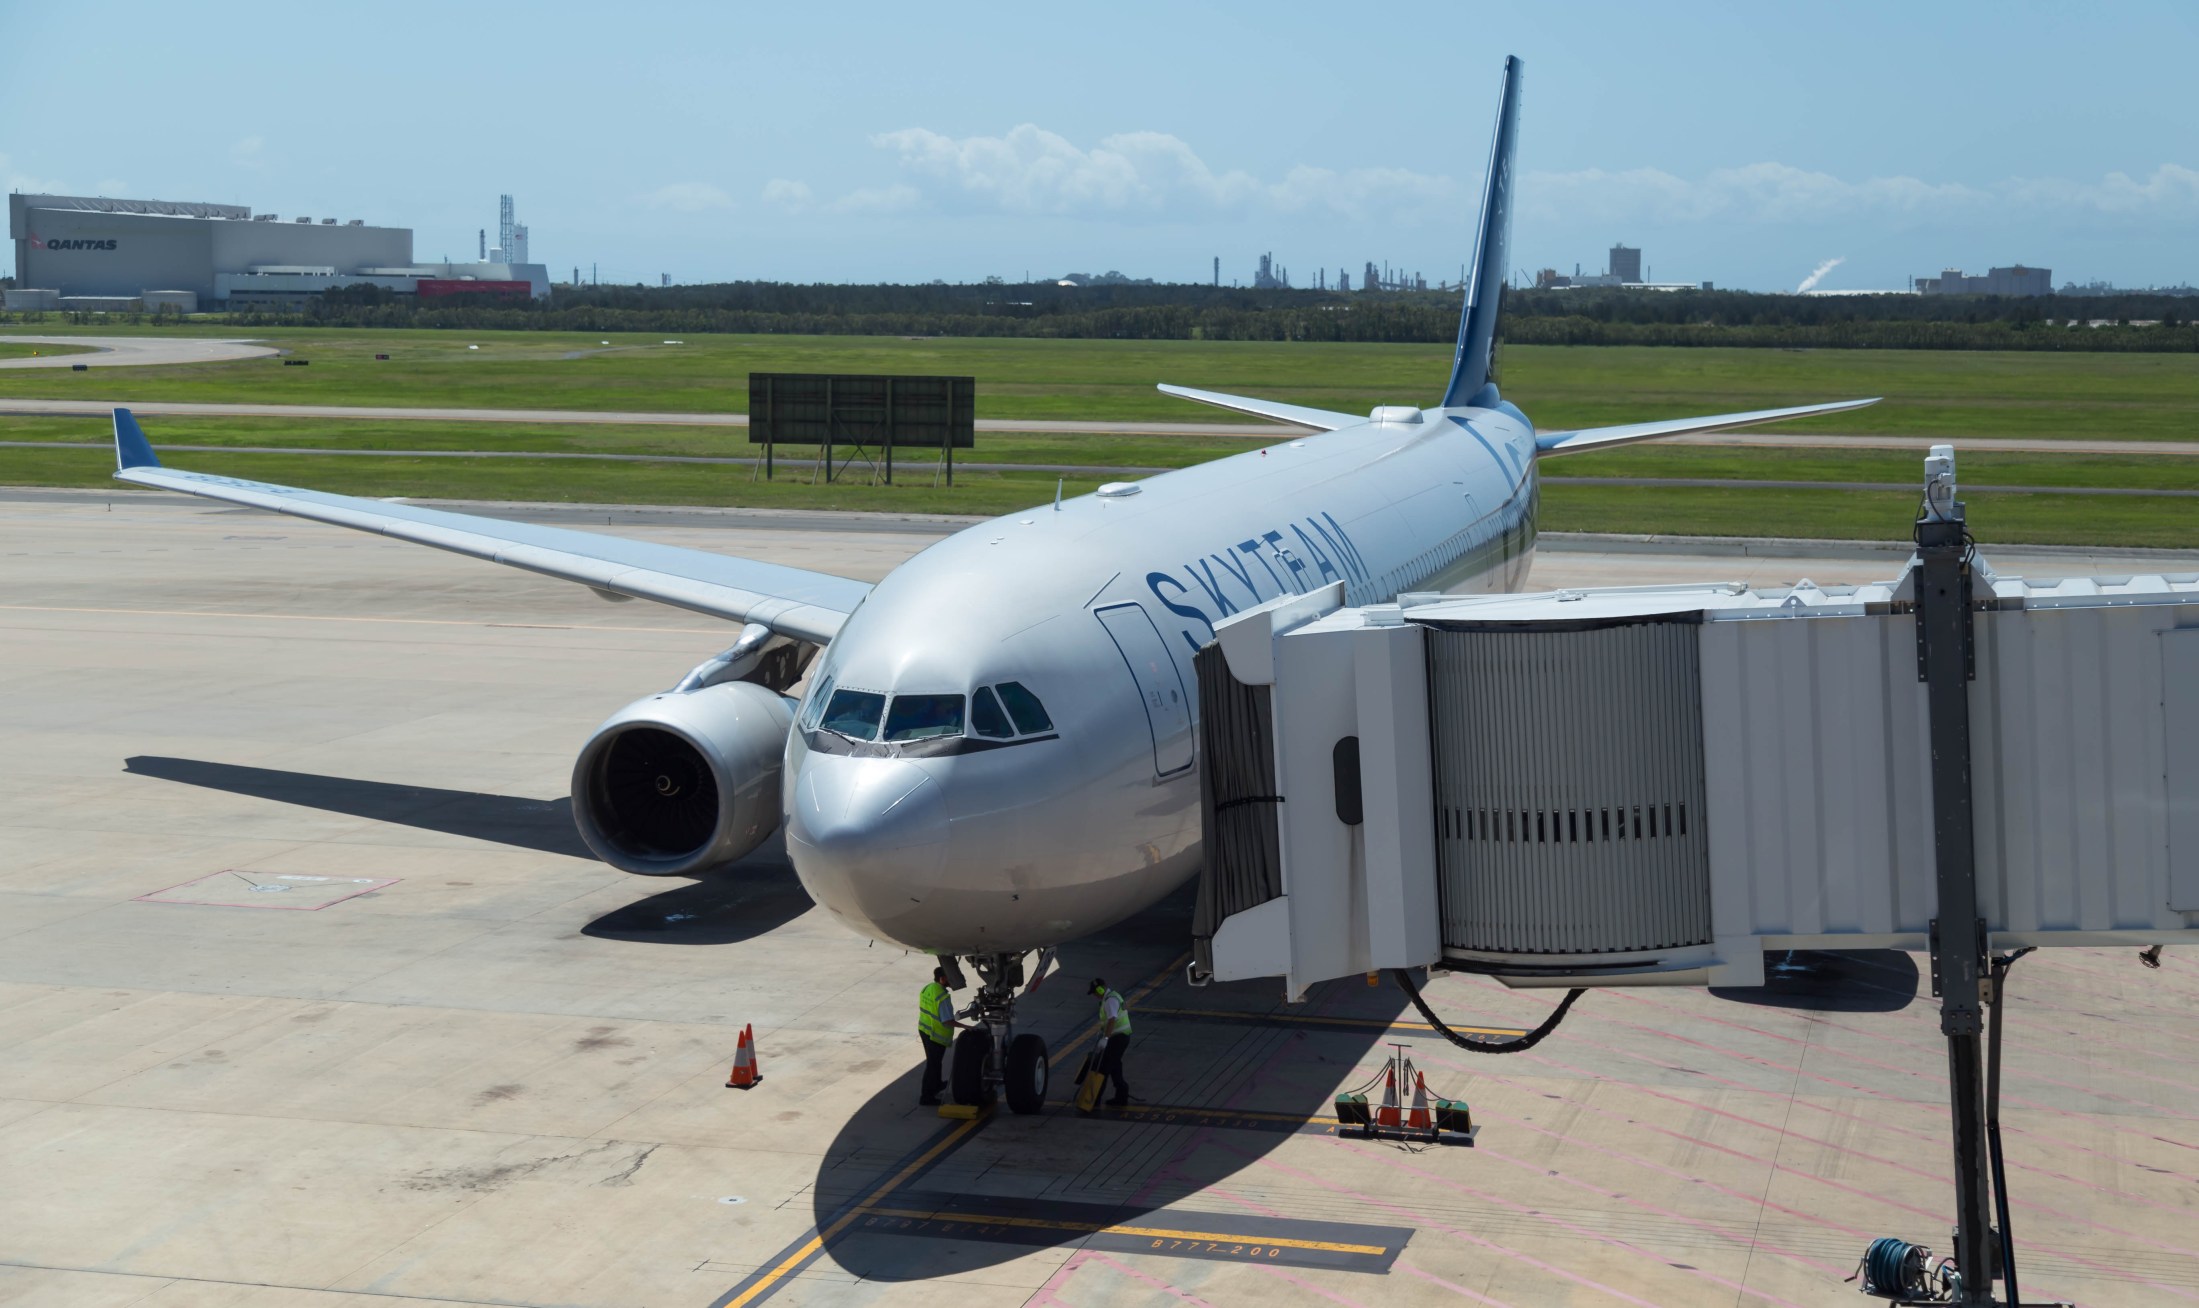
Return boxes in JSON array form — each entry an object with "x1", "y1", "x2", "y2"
[
  {"x1": 1440, "y1": 55, "x2": 1524, "y2": 410},
  {"x1": 113, "y1": 407, "x2": 160, "y2": 471}
]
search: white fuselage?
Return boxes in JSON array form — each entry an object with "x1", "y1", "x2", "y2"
[{"x1": 783, "y1": 401, "x2": 1541, "y2": 955}]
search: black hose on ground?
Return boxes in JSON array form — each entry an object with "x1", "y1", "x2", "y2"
[{"x1": 1390, "y1": 968, "x2": 1586, "y2": 1054}]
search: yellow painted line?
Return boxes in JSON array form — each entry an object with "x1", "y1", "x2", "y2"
[
  {"x1": 0, "y1": 603, "x2": 724, "y2": 635},
  {"x1": 1140, "y1": 1006, "x2": 1527, "y2": 1039},
  {"x1": 725, "y1": 950, "x2": 1189, "y2": 1307},
  {"x1": 720, "y1": 1108, "x2": 992, "y2": 1308},
  {"x1": 862, "y1": 1206, "x2": 1388, "y2": 1256}
]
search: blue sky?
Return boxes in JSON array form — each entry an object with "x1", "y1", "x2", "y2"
[{"x1": 5, "y1": 1, "x2": 2194, "y2": 291}]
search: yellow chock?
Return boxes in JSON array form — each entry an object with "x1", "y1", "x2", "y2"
[{"x1": 936, "y1": 1102, "x2": 981, "y2": 1120}]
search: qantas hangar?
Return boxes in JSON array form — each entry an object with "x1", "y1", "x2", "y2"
[{"x1": 6, "y1": 191, "x2": 547, "y2": 312}]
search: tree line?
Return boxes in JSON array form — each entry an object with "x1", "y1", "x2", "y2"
[{"x1": 2, "y1": 282, "x2": 2194, "y2": 351}]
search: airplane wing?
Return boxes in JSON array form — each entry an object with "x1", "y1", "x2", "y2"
[
  {"x1": 1534, "y1": 397, "x2": 1880, "y2": 457},
  {"x1": 1156, "y1": 383, "x2": 1361, "y2": 432},
  {"x1": 109, "y1": 408, "x2": 869, "y2": 644}
]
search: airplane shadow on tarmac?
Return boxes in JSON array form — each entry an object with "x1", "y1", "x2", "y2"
[
  {"x1": 798, "y1": 882, "x2": 1427, "y2": 1287},
  {"x1": 796, "y1": 916, "x2": 1926, "y2": 1287},
  {"x1": 120, "y1": 755, "x2": 811, "y2": 945}
]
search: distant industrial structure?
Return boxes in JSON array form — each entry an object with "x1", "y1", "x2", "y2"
[
  {"x1": 5, "y1": 191, "x2": 549, "y2": 311},
  {"x1": 1253, "y1": 252, "x2": 1291, "y2": 289},
  {"x1": 1914, "y1": 265, "x2": 2051, "y2": 296},
  {"x1": 1534, "y1": 243, "x2": 1707, "y2": 292}
]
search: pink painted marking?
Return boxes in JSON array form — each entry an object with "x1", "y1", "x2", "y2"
[
  {"x1": 1236, "y1": 1145, "x2": 1683, "y2": 1308},
  {"x1": 1353, "y1": 1138, "x2": 1818, "y2": 1308},
  {"x1": 1083, "y1": 1251, "x2": 1217, "y2": 1306},
  {"x1": 1397, "y1": 1261, "x2": 1519, "y2": 1308}
]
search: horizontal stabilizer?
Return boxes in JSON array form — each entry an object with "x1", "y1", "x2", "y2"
[
  {"x1": 1157, "y1": 384, "x2": 1360, "y2": 432},
  {"x1": 1535, "y1": 397, "x2": 1880, "y2": 457}
]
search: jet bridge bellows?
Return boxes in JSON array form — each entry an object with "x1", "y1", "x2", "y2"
[{"x1": 1192, "y1": 554, "x2": 2199, "y2": 999}]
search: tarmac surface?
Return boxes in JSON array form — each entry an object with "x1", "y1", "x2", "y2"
[
  {"x1": 0, "y1": 336, "x2": 278, "y2": 370},
  {"x1": 5, "y1": 488, "x2": 2197, "y2": 1307}
]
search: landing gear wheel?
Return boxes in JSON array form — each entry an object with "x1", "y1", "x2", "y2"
[
  {"x1": 1004, "y1": 1033, "x2": 1049, "y2": 1115},
  {"x1": 950, "y1": 1027, "x2": 993, "y2": 1106}
]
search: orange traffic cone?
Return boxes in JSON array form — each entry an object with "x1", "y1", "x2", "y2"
[
  {"x1": 726, "y1": 1024, "x2": 760, "y2": 1088},
  {"x1": 1376, "y1": 1063, "x2": 1401, "y2": 1128},
  {"x1": 1407, "y1": 1069, "x2": 1433, "y2": 1132}
]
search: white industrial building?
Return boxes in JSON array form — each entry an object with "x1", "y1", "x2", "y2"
[{"x1": 6, "y1": 192, "x2": 549, "y2": 311}]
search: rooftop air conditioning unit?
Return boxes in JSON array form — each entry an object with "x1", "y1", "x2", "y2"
[
  {"x1": 295, "y1": 216, "x2": 311, "y2": 223},
  {"x1": 321, "y1": 218, "x2": 336, "y2": 225},
  {"x1": 346, "y1": 219, "x2": 363, "y2": 226},
  {"x1": 253, "y1": 214, "x2": 276, "y2": 222}
]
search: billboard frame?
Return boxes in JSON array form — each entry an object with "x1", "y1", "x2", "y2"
[{"x1": 748, "y1": 373, "x2": 975, "y2": 486}]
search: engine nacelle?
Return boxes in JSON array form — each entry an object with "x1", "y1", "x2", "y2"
[{"x1": 571, "y1": 680, "x2": 795, "y2": 876}]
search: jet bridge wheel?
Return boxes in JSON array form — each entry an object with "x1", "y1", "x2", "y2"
[
  {"x1": 950, "y1": 1027, "x2": 993, "y2": 1106},
  {"x1": 1003, "y1": 1033, "x2": 1049, "y2": 1115}
]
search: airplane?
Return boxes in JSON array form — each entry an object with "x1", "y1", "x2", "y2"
[{"x1": 106, "y1": 55, "x2": 1873, "y2": 1114}]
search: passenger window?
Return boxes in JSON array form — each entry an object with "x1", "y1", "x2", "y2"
[
  {"x1": 971, "y1": 687, "x2": 1015, "y2": 739},
  {"x1": 994, "y1": 681, "x2": 1053, "y2": 734},
  {"x1": 884, "y1": 694, "x2": 965, "y2": 742},
  {"x1": 819, "y1": 689, "x2": 885, "y2": 741}
]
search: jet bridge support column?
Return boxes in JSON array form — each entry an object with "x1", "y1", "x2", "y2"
[{"x1": 1915, "y1": 454, "x2": 1996, "y2": 1306}]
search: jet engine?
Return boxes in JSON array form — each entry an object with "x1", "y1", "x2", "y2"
[{"x1": 570, "y1": 624, "x2": 808, "y2": 877}]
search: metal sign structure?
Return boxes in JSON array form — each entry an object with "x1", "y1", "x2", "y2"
[{"x1": 747, "y1": 373, "x2": 975, "y2": 485}]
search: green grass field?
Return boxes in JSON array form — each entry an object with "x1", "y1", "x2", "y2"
[
  {"x1": 5, "y1": 327, "x2": 2199, "y2": 439},
  {"x1": 4, "y1": 327, "x2": 2197, "y2": 545},
  {"x1": 0, "y1": 341, "x2": 95, "y2": 362}
]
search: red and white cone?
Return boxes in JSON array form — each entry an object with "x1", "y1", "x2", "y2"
[
  {"x1": 1407, "y1": 1070, "x2": 1434, "y2": 1132},
  {"x1": 726, "y1": 1024, "x2": 760, "y2": 1088},
  {"x1": 1376, "y1": 1063, "x2": 1401, "y2": 1128}
]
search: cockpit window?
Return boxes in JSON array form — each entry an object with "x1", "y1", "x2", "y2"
[
  {"x1": 994, "y1": 681, "x2": 1053, "y2": 735},
  {"x1": 884, "y1": 694, "x2": 965, "y2": 742},
  {"x1": 799, "y1": 675, "x2": 835, "y2": 731},
  {"x1": 819, "y1": 688, "x2": 885, "y2": 741},
  {"x1": 970, "y1": 687, "x2": 1015, "y2": 739}
]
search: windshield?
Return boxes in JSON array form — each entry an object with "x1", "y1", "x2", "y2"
[
  {"x1": 884, "y1": 694, "x2": 965, "y2": 742},
  {"x1": 971, "y1": 687, "x2": 1015, "y2": 739},
  {"x1": 819, "y1": 689, "x2": 885, "y2": 741},
  {"x1": 995, "y1": 681, "x2": 1053, "y2": 734}
]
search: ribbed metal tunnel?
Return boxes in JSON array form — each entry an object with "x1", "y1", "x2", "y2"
[{"x1": 1426, "y1": 619, "x2": 1713, "y2": 955}]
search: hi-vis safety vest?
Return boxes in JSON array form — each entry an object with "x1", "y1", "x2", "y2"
[
  {"x1": 919, "y1": 982, "x2": 952, "y2": 1045},
  {"x1": 1097, "y1": 986, "x2": 1133, "y2": 1036}
]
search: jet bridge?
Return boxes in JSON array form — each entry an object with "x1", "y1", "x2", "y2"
[
  {"x1": 1192, "y1": 464, "x2": 2199, "y2": 1303},
  {"x1": 1191, "y1": 535, "x2": 2199, "y2": 1000}
]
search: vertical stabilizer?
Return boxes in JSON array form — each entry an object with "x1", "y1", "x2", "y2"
[{"x1": 1440, "y1": 55, "x2": 1524, "y2": 410}]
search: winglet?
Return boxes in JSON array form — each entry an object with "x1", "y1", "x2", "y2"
[{"x1": 113, "y1": 408, "x2": 160, "y2": 471}]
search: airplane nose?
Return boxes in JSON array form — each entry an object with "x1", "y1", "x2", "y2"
[{"x1": 785, "y1": 756, "x2": 949, "y2": 935}]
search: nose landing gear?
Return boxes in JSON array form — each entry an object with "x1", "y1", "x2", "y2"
[{"x1": 947, "y1": 951, "x2": 1053, "y2": 1115}]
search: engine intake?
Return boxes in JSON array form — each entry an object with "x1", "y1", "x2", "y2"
[{"x1": 571, "y1": 680, "x2": 794, "y2": 876}]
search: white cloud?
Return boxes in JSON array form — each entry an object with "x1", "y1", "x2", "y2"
[
  {"x1": 230, "y1": 136, "x2": 266, "y2": 171},
  {"x1": 826, "y1": 183, "x2": 920, "y2": 215},
  {"x1": 761, "y1": 179, "x2": 814, "y2": 211},
  {"x1": 0, "y1": 153, "x2": 71, "y2": 194},
  {"x1": 869, "y1": 125, "x2": 1456, "y2": 221},
  {"x1": 643, "y1": 182, "x2": 736, "y2": 213},
  {"x1": 1519, "y1": 161, "x2": 2199, "y2": 226}
]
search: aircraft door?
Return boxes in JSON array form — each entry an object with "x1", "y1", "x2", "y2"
[{"x1": 1094, "y1": 603, "x2": 1195, "y2": 777}]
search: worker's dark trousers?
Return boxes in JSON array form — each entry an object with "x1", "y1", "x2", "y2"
[
  {"x1": 920, "y1": 1035, "x2": 949, "y2": 1101},
  {"x1": 1098, "y1": 1033, "x2": 1130, "y2": 1104}
]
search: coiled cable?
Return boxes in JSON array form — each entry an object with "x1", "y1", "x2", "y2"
[{"x1": 1390, "y1": 968, "x2": 1585, "y2": 1054}]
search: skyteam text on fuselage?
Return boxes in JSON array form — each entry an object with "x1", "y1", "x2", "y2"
[{"x1": 104, "y1": 55, "x2": 1876, "y2": 1112}]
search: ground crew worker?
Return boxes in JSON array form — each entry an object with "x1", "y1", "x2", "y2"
[
  {"x1": 918, "y1": 965, "x2": 965, "y2": 1106},
  {"x1": 1089, "y1": 977, "x2": 1133, "y2": 1107}
]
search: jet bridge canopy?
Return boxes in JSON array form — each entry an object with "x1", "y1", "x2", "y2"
[{"x1": 1192, "y1": 557, "x2": 2199, "y2": 999}]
